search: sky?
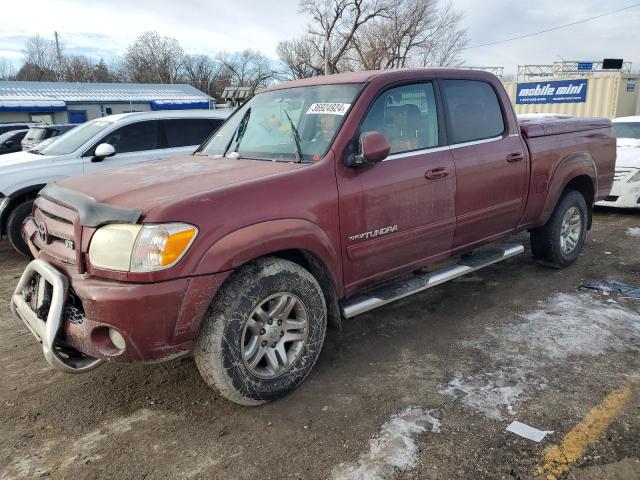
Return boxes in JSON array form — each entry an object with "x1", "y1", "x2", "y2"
[{"x1": 0, "y1": 0, "x2": 639, "y2": 76}]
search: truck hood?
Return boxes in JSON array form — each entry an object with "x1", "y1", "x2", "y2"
[
  {"x1": 58, "y1": 155, "x2": 306, "y2": 212},
  {"x1": 616, "y1": 143, "x2": 640, "y2": 169}
]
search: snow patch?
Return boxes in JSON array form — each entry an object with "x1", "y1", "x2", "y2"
[
  {"x1": 626, "y1": 227, "x2": 640, "y2": 237},
  {"x1": 440, "y1": 293, "x2": 640, "y2": 419},
  {"x1": 332, "y1": 406, "x2": 440, "y2": 480}
]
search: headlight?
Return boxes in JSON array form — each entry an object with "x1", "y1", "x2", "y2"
[
  {"x1": 89, "y1": 223, "x2": 198, "y2": 272},
  {"x1": 629, "y1": 169, "x2": 640, "y2": 183}
]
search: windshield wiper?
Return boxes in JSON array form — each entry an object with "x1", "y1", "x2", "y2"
[
  {"x1": 223, "y1": 107, "x2": 251, "y2": 158},
  {"x1": 283, "y1": 110, "x2": 303, "y2": 163}
]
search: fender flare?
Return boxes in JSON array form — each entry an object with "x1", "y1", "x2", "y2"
[
  {"x1": 541, "y1": 152, "x2": 597, "y2": 223},
  {"x1": 194, "y1": 218, "x2": 343, "y2": 294}
]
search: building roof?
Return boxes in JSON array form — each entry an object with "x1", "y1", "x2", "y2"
[{"x1": 0, "y1": 81, "x2": 210, "y2": 104}]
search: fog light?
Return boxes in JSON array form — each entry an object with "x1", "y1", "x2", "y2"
[{"x1": 108, "y1": 328, "x2": 126, "y2": 351}]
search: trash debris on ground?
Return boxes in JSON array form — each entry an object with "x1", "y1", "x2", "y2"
[
  {"x1": 626, "y1": 227, "x2": 640, "y2": 237},
  {"x1": 506, "y1": 421, "x2": 553, "y2": 442},
  {"x1": 580, "y1": 281, "x2": 640, "y2": 300}
]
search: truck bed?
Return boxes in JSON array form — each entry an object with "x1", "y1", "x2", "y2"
[{"x1": 517, "y1": 117, "x2": 616, "y2": 229}]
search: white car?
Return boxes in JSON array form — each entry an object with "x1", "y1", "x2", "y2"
[
  {"x1": 596, "y1": 116, "x2": 640, "y2": 209},
  {"x1": 0, "y1": 109, "x2": 230, "y2": 256}
]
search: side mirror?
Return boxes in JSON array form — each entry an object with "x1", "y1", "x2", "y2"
[
  {"x1": 4, "y1": 140, "x2": 14, "y2": 147},
  {"x1": 92, "y1": 143, "x2": 116, "y2": 162},
  {"x1": 348, "y1": 132, "x2": 390, "y2": 167}
]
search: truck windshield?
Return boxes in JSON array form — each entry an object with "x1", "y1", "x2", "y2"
[
  {"x1": 39, "y1": 119, "x2": 113, "y2": 156},
  {"x1": 199, "y1": 83, "x2": 363, "y2": 162},
  {"x1": 613, "y1": 122, "x2": 640, "y2": 140}
]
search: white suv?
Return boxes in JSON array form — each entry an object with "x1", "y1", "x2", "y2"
[{"x1": 0, "y1": 109, "x2": 230, "y2": 256}]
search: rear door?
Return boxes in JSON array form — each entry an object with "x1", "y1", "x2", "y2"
[
  {"x1": 161, "y1": 118, "x2": 223, "y2": 156},
  {"x1": 82, "y1": 120, "x2": 164, "y2": 173},
  {"x1": 337, "y1": 81, "x2": 456, "y2": 291},
  {"x1": 440, "y1": 79, "x2": 528, "y2": 251}
]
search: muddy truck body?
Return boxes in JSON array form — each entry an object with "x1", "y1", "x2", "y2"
[{"x1": 11, "y1": 69, "x2": 615, "y2": 405}]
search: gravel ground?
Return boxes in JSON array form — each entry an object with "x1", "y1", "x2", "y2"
[{"x1": 1, "y1": 208, "x2": 639, "y2": 480}]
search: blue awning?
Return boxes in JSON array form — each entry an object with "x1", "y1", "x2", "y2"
[
  {"x1": 150, "y1": 100, "x2": 209, "y2": 110},
  {"x1": 0, "y1": 100, "x2": 67, "y2": 112}
]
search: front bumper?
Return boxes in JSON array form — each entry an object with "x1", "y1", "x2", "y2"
[
  {"x1": 595, "y1": 170, "x2": 640, "y2": 209},
  {"x1": 11, "y1": 259, "x2": 103, "y2": 373},
  {"x1": 11, "y1": 259, "x2": 230, "y2": 373}
]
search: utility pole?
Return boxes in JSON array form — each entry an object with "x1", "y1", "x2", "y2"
[{"x1": 54, "y1": 31, "x2": 63, "y2": 80}]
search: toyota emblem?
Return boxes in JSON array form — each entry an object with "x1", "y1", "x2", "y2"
[{"x1": 37, "y1": 222, "x2": 49, "y2": 244}]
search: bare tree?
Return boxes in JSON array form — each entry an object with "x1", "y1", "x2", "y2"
[
  {"x1": 218, "y1": 50, "x2": 277, "y2": 95},
  {"x1": 352, "y1": 0, "x2": 467, "y2": 69},
  {"x1": 123, "y1": 31, "x2": 184, "y2": 83},
  {"x1": 16, "y1": 34, "x2": 59, "y2": 81},
  {"x1": 92, "y1": 58, "x2": 112, "y2": 82},
  {"x1": 277, "y1": 35, "x2": 324, "y2": 79},
  {"x1": 182, "y1": 54, "x2": 227, "y2": 97},
  {"x1": 0, "y1": 58, "x2": 15, "y2": 80},
  {"x1": 417, "y1": 1, "x2": 468, "y2": 66},
  {"x1": 300, "y1": 0, "x2": 387, "y2": 74},
  {"x1": 63, "y1": 55, "x2": 95, "y2": 82}
]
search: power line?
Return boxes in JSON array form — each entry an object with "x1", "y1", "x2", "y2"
[{"x1": 463, "y1": 2, "x2": 640, "y2": 50}]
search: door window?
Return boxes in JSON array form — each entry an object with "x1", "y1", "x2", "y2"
[
  {"x1": 162, "y1": 118, "x2": 223, "y2": 148},
  {"x1": 360, "y1": 83, "x2": 439, "y2": 155},
  {"x1": 98, "y1": 121, "x2": 160, "y2": 154},
  {"x1": 440, "y1": 79, "x2": 505, "y2": 144}
]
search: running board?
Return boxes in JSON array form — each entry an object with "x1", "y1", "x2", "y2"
[{"x1": 341, "y1": 244, "x2": 524, "y2": 318}]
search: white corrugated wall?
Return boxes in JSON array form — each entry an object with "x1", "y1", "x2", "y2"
[{"x1": 503, "y1": 73, "x2": 640, "y2": 118}]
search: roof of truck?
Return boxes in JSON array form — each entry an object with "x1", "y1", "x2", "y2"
[{"x1": 265, "y1": 68, "x2": 497, "y2": 91}]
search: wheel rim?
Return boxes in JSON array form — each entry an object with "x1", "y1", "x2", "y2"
[
  {"x1": 241, "y1": 293, "x2": 309, "y2": 379},
  {"x1": 560, "y1": 206, "x2": 582, "y2": 255}
]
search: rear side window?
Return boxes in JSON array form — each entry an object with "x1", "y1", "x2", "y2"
[
  {"x1": 163, "y1": 118, "x2": 223, "y2": 148},
  {"x1": 25, "y1": 127, "x2": 47, "y2": 141},
  {"x1": 360, "y1": 82, "x2": 439, "y2": 155},
  {"x1": 99, "y1": 120, "x2": 160, "y2": 153},
  {"x1": 440, "y1": 80, "x2": 505, "y2": 144}
]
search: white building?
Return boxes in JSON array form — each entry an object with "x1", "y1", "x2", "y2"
[{"x1": 0, "y1": 81, "x2": 212, "y2": 125}]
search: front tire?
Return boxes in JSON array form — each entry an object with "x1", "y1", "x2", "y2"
[
  {"x1": 530, "y1": 190, "x2": 588, "y2": 268},
  {"x1": 194, "y1": 257, "x2": 327, "y2": 405},
  {"x1": 7, "y1": 200, "x2": 34, "y2": 258}
]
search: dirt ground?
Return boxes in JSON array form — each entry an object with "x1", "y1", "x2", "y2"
[{"x1": 1, "y1": 208, "x2": 639, "y2": 480}]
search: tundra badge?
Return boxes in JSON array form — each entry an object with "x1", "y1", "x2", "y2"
[{"x1": 349, "y1": 225, "x2": 398, "y2": 241}]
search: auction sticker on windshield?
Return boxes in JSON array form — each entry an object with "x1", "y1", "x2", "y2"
[{"x1": 306, "y1": 103, "x2": 351, "y2": 115}]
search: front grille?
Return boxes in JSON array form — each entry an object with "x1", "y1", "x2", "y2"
[{"x1": 32, "y1": 197, "x2": 79, "y2": 266}]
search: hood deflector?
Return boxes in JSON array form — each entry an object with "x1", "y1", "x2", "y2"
[{"x1": 40, "y1": 184, "x2": 142, "y2": 227}]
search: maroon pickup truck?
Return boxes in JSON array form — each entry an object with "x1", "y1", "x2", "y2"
[{"x1": 11, "y1": 69, "x2": 615, "y2": 405}]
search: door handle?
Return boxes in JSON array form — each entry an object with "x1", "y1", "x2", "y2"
[
  {"x1": 425, "y1": 167, "x2": 450, "y2": 180},
  {"x1": 506, "y1": 152, "x2": 524, "y2": 163}
]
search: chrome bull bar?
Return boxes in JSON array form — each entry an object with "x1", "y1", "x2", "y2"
[{"x1": 11, "y1": 259, "x2": 103, "y2": 373}]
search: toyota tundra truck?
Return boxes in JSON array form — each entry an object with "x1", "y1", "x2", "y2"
[{"x1": 11, "y1": 69, "x2": 615, "y2": 405}]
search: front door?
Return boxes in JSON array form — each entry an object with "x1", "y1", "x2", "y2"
[
  {"x1": 439, "y1": 79, "x2": 528, "y2": 250},
  {"x1": 337, "y1": 82, "x2": 456, "y2": 292}
]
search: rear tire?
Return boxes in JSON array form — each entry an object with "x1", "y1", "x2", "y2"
[
  {"x1": 530, "y1": 190, "x2": 588, "y2": 268},
  {"x1": 194, "y1": 257, "x2": 327, "y2": 405},
  {"x1": 7, "y1": 200, "x2": 34, "y2": 258}
]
